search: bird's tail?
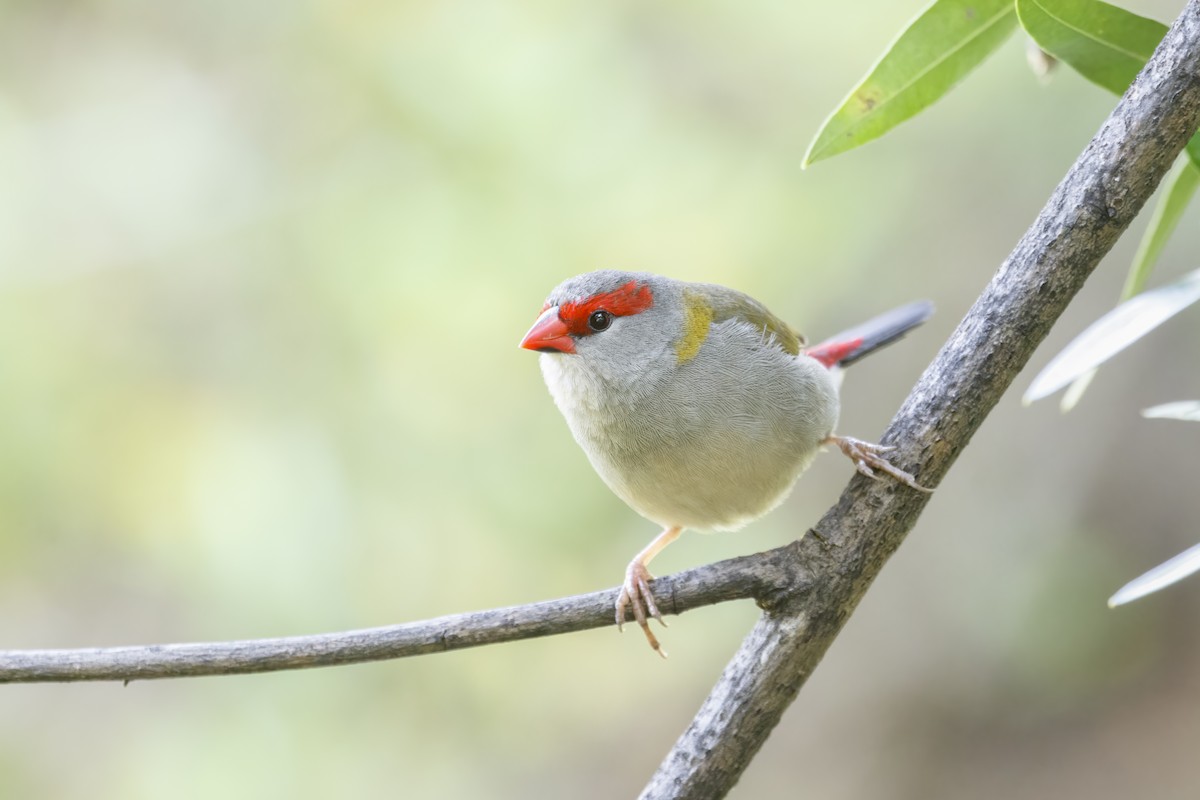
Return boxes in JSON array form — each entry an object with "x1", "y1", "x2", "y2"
[{"x1": 805, "y1": 300, "x2": 934, "y2": 369}]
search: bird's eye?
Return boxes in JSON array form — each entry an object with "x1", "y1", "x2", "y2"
[{"x1": 588, "y1": 310, "x2": 613, "y2": 332}]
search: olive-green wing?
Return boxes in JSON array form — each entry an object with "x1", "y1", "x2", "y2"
[{"x1": 686, "y1": 282, "x2": 804, "y2": 356}]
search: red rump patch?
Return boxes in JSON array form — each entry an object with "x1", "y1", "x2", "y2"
[
  {"x1": 558, "y1": 280, "x2": 654, "y2": 335},
  {"x1": 805, "y1": 337, "x2": 864, "y2": 369}
]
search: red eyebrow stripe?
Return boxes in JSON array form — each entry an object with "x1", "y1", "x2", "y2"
[{"x1": 558, "y1": 280, "x2": 654, "y2": 336}]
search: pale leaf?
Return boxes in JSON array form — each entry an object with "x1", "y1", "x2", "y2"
[
  {"x1": 1024, "y1": 269, "x2": 1200, "y2": 402},
  {"x1": 1142, "y1": 401, "x2": 1200, "y2": 422},
  {"x1": 1109, "y1": 542, "x2": 1200, "y2": 607}
]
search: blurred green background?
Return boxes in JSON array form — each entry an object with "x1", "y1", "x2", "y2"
[{"x1": 2, "y1": 0, "x2": 1199, "y2": 797}]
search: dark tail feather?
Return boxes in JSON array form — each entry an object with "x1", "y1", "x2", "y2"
[{"x1": 806, "y1": 300, "x2": 934, "y2": 368}]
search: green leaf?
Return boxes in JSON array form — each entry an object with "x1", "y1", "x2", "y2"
[
  {"x1": 1024, "y1": 268, "x2": 1200, "y2": 403},
  {"x1": 1125, "y1": 156, "x2": 1200, "y2": 299},
  {"x1": 1015, "y1": 0, "x2": 1166, "y2": 94},
  {"x1": 803, "y1": 0, "x2": 1017, "y2": 167},
  {"x1": 1016, "y1": 0, "x2": 1200, "y2": 170}
]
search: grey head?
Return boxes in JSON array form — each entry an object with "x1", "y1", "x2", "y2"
[{"x1": 520, "y1": 270, "x2": 685, "y2": 387}]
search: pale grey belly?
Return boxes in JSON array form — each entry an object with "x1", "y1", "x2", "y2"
[{"x1": 576, "y1": 358, "x2": 839, "y2": 530}]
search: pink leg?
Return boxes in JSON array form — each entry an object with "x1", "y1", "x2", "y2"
[{"x1": 615, "y1": 526, "x2": 683, "y2": 658}]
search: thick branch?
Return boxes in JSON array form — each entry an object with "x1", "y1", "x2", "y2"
[
  {"x1": 641, "y1": 5, "x2": 1200, "y2": 798},
  {"x1": 0, "y1": 548, "x2": 801, "y2": 683}
]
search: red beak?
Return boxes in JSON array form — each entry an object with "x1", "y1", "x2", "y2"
[{"x1": 519, "y1": 306, "x2": 576, "y2": 354}]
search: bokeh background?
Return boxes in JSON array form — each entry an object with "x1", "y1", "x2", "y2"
[{"x1": 2, "y1": 1, "x2": 1199, "y2": 797}]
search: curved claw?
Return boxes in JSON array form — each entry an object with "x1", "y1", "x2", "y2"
[
  {"x1": 825, "y1": 435, "x2": 933, "y2": 493},
  {"x1": 616, "y1": 561, "x2": 668, "y2": 658}
]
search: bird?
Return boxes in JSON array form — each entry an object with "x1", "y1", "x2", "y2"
[{"x1": 519, "y1": 270, "x2": 933, "y2": 655}]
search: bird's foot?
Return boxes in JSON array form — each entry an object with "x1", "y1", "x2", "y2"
[
  {"x1": 616, "y1": 560, "x2": 668, "y2": 658},
  {"x1": 825, "y1": 435, "x2": 932, "y2": 493}
]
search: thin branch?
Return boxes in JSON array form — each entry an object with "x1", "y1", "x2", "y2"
[
  {"x1": 0, "y1": 547, "x2": 802, "y2": 683},
  {"x1": 641, "y1": 4, "x2": 1200, "y2": 798}
]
